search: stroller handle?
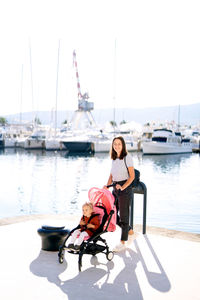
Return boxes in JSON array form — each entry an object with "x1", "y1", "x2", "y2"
[{"x1": 106, "y1": 182, "x2": 116, "y2": 188}]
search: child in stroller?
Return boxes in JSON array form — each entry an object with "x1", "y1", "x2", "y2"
[
  {"x1": 58, "y1": 186, "x2": 117, "y2": 271},
  {"x1": 67, "y1": 202, "x2": 100, "y2": 251}
]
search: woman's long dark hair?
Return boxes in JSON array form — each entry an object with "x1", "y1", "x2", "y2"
[{"x1": 110, "y1": 136, "x2": 127, "y2": 160}]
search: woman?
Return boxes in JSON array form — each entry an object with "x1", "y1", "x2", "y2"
[{"x1": 104, "y1": 136, "x2": 135, "y2": 252}]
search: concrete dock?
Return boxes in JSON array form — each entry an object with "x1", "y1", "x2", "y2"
[{"x1": 0, "y1": 215, "x2": 200, "y2": 300}]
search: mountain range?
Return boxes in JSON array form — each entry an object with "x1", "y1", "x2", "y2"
[{"x1": 4, "y1": 102, "x2": 200, "y2": 127}]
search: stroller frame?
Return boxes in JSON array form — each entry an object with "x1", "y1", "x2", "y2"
[{"x1": 58, "y1": 192, "x2": 116, "y2": 271}]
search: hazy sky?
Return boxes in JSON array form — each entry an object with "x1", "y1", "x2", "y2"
[{"x1": 0, "y1": 0, "x2": 200, "y2": 116}]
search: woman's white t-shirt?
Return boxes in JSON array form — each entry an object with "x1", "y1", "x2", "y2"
[{"x1": 111, "y1": 153, "x2": 133, "y2": 182}]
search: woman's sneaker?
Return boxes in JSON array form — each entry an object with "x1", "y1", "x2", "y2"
[{"x1": 113, "y1": 243, "x2": 126, "y2": 252}]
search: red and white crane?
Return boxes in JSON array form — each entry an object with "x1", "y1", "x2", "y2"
[
  {"x1": 72, "y1": 50, "x2": 94, "y2": 111},
  {"x1": 71, "y1": 50, "x2": 96, "y2": 129},
  {"x1": 73, "y1": 50, "x2": 83, "y2": 100}
]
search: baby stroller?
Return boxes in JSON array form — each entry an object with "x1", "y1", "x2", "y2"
[{"x1": 58, "y1": 186, "x2": 117, "y2": 271}]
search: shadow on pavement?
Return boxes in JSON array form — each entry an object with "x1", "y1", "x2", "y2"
[
  {"x1": 30, "y1": 234, "x2": 171, "y2": 300},
  {"x1": 135, "y1": 235, "x2": 171, "y2": 292}
]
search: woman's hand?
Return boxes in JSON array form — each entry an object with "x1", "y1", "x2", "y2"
[
  {"x1": 103, "y1": 185, "x2": 108, "y2": 189},
  {"x1": 116, "y1": 184, "x2": 123, "y2": 190}
]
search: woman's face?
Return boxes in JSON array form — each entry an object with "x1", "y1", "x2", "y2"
[{"x1": 113, "y1": 138, "x2": 123, "y2": 157}]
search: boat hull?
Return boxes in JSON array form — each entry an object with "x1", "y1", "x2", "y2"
[
  {"x1": 126, "y1": 141, "x2": 139, "y2": 152},
  {"x1": 45, "y1": 139, "x2": 66, "y2": 151},
  {"x1": 142, "y1": 141, "x2": 193, "y2": 154},
  {"x1": 62, "y1": 141, "x2": 94, "y2": 153},
  {"x1": 4, "y1": 139, "x2": 17, "y2": 148},
  {"x1": 24, "y1": 139, "x2": 46, "y2": 150},
  {"x1": 0, "y1": 140, "x2": 4, "y2": 149},
  {"x1": 93, "y1": 141, "x2": 110, "y2": 152}
]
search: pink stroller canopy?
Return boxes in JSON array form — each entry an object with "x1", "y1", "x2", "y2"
[{"x1": 88, "y1": 187, "x2": 117, "y2": 232}]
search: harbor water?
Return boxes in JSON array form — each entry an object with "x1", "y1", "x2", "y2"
[{"x1": 0, "y1": 148, "x2": 199, "y2": 234}]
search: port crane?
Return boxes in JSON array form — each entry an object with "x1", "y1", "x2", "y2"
[{"x1": 71, "y1": 50, "x2": 96, "y2": 130}]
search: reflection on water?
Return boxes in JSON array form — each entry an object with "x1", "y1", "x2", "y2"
[
  {"x1": 142, "y1": 153, "x2": 192, "y2": 172},
  {"x1": 0, "y1": 148, "x2": 200, "y2": 234}
]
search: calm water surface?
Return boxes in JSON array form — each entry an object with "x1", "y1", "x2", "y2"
[{"x1": 0, "y1": 148, "x2": 199, "y2": 234}]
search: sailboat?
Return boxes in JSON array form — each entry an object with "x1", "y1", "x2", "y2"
[{"x1": 24, "y1": 41, "x2": 47, "y2": 150}]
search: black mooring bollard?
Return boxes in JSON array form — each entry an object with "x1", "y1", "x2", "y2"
[
  {"x1": 130, "y1": 182, "x2": 147, "y2": 234},
  {"x1": 37, "y1": 225, "x2": 70, "y2": 251}
]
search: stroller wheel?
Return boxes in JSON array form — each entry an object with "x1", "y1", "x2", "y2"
[
  {"x1": 59, "y1": 256, "x2": 64, "y2": 264},
  {"x1": 106, "y1": 251, "x2": 114, "y2": 261},
  {"x1": 58, "y1": 250, "x2": 65, "y2": 264}
]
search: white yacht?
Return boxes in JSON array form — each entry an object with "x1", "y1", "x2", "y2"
[
  {"x1": 142, "y1": 129, "x2": 195, "y2": 154},
  {"x1": 2, "y1": 124, "x2": 33, "y2": 148},
  {"x1": 4, "y1": 134, "x2": 17, "y2": 148},
  {"x1": 90, "y1": 131, "x2": 111, "y2": 153},
  {"x1": 4, "y1": 127, "x2": 23, "y2": 148},
  {"x1": 24, "y1": 127, "x2": 47, "y2": 150}
]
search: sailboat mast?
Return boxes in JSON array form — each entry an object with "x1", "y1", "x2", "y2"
[
  {"x1": 178, "y1": 104, "x2": 180, "y2": 131},
  {"x1": 19, "y1": 64, "x2": 23, "y2": 125},
  {"x1": 29, "y1": 39, "x2": 35, "y2": 126},
  {"x1": 55, "y1": 40, "x2": 60, "y2": 136},
  {"x1": 113, "y1": 39, "x2": 117, "y2": 133}
]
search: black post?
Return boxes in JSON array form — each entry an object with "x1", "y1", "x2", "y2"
[
  {"x1": 130, "y1": 182, "x2": 147, "y2": 235},
  {"x1": 140, "y1": 182, "x2": 147, "y2": 234},
  {"x1": 130, "y1": 195, "x2": 134, "y2": 229}
]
